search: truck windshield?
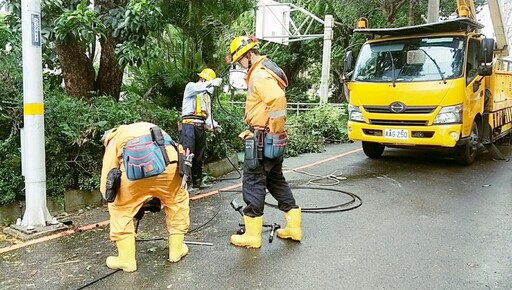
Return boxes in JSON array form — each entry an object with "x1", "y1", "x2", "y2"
[{"x1": 353, "y1": 37, "x2": 465, "y2": 83}]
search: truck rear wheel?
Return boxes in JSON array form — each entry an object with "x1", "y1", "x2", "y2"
[
  {"x1": 454, "y1": 121, "x2": 480, "y2": 165},
  {"x1": 362, "y1": 141, "x2": 385, "y2": 158}
]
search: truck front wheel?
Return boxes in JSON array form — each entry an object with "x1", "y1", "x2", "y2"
[
  {"x1": 362, "y1": 141, "x2": 385, "y2": 158},
  {"x1": 454, "y1": 121, "x2": 480, "y2": 165}
]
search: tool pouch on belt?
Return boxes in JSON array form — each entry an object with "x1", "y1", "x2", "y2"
[
  {"x1": 123, "y1": 127, "x2": 177, "y2": 181},
  {"x1": 263, "y1": 131, "x2": 288, "y2": 159},
  {"x1": 104, "y1": 168, "x2": 121, "y2": 203},
  {"x1": 123, "y1": 137, "x2": 166, "y2": 180},
  {"x1": 244, "y1": 131, "x2": 259, "y2": 170}
]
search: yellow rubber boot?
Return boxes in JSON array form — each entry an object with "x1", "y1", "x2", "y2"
[
  {"x1": 106, "y1": 235, "x2": 137, "y2": 272},
  {"x1": 230, "y1": 215, "x2": 263, "y2": 248},
  {"x1": 168, "y1": 234, "x2": 189, "y2": 263},
  {"x1": 276, "y1": 208, "x2": 303, "y2": 241}
]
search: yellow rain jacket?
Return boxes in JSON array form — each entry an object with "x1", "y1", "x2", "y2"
[
  {"x1": 100, "y1": 122, "x2": 189, "y2": 241},
  {"x1": 240, "y1": 56, "x2": 288, "y2": 139}
]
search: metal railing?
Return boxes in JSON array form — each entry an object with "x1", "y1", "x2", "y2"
[{"x1": 228, "y1": 101, "x2": 346, "y2": 116}]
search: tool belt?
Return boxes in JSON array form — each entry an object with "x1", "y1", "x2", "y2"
[
  {"x1": 182, "y1": 122, "x2": 206, "y2": 127},
  {"x1": 181, "y1": 115, "x2": 206, "y2": 124},
  {"x1": 245, "y1": 128, "x2": 288, "y2": 169},
  {"x1": 122, "y1": 126, "x2": 178, "y2": 181},
  {"x1": 179, "y1": 116, "x2": 206, "y2": 131}
]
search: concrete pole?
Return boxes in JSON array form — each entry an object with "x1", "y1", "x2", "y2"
[
  {"x1": 20, "y1": 0, "x2": 52, "y2": 229},
  {"x1": 427, "y1": 0, "x2": 440, "y2": 23},
  {"x1": 319, "y1": 15, "x2": 333, "y2": 104}
]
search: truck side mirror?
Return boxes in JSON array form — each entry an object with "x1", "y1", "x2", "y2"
[
  {"x1": 343, "y1": 51, "x2": 354, "y2": 74},
  {"x1": 481, "y1": 38, "x2": 495, "y2": 63},
  {"x1": 478, "y1": 65, "x2": 492, "y2": 76},
  {"x1": 478, "y1": 38, "x2": 495, "y2": 77}
]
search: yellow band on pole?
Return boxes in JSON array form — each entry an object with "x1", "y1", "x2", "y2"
[{"x1": 24, "y1": 103, "x2": 44, "y2": 115}]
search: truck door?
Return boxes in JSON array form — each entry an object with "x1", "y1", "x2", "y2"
[{"x1": 464, "y1": 38, "x2": 483, "y2": 136}]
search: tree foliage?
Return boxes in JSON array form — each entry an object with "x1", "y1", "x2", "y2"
[
  {"x1": 0, "y1": 14, "x2": 22, "y2": 141},
  {"x1": 123, "y1": 0, "x2": 255, "y2": 109},
  {"x1": 2, "y1": 0, "x2": 166, "y2": 99}
]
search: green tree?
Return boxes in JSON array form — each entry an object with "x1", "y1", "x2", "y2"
[
  {"x1": 124, "y1": 0, "x2": 255, "y2": 109},
  {"x1": 3, "y1": 0, "x2": 165, "y2": 100},
  {"x1": 0, "y1": 14, "x2": 22, "y2": 141}
]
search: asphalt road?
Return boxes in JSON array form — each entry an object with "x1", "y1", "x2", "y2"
[{"x1": 1, "y1": 141, "x2": 511, "y2": 290}]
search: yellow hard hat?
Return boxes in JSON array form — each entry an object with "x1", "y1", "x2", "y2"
[
  {"x1": 197, "y1": 68, "x2": 216, "y2": 81},
  {"x1": 229, "y1": 35, "x2": 259, "y2": 63}
]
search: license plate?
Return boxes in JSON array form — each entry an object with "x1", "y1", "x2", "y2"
[{"x1": 384, "y1": 129, "x2": 408, "y2": 139}]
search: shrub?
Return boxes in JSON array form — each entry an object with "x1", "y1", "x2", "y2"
[
  {"x1": 43, "y1": 92, "x2": 182, "y2": 197},
  {"x1": 0, "y1": 137, "x2": 23, "y2": 204},
  {"x1": 205, "y1": 94, "x2": 246, "y2": 162},
  {"x1": 0, "y1": 21, "x2": 23, "y2": 204},
  {"x1": 0, "y1": 90, "x2": 184, "y2": 204},
  {"x1": 0, "y1": 27, "x2": 22, "y2": 142},
  {"x1": 286, "y1": 105, "x2": 348, "y2": 157},
  {"x1": 0, "y1": 87, "x2": 348, "y2": 205}
]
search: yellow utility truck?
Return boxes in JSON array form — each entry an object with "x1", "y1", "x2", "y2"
[{"x1": 343, "y1": 1, "x2": 512, "y2": 165}]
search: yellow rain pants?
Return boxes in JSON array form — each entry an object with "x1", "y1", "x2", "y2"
[{"x1": 100, "y1": 122, "x2": 189, "y2": 241}]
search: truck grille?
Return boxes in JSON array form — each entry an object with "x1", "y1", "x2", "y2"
[
  {"x1": 370, "y1": 120, "x2": 428, "y2": 126},
  {"x1": 364, "y1": 105, "x2": 436, "y2": 114}
]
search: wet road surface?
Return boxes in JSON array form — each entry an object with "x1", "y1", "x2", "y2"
[{"x1": 1, "y1": 142, "x2": 511, "y2": 290}]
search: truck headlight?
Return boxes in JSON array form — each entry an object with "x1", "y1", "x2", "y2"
[
  {"x1": 348, "y1": 104, "x2": 364, "y2": 122},
  {"x1": 433, "y1": 104, "x2": 463, "y2": 124}
]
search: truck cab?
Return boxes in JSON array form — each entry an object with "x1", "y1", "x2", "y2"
[{"x1": 343, "y1": 17, "x2": 510, "y2": 165}]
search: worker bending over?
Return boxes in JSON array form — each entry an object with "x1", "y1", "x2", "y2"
[{"x1": 100, "y1": 122, "x2": 189, "y2": 272}]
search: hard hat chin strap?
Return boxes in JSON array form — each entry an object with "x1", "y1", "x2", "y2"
[{"x1": 245, "y1": 52, "x2": 253, "y2": 69}]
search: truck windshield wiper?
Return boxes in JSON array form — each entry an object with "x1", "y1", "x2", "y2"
[
  {"x1": 419, "y1": 48, "x2": 447, "y2": 84},
  {"x1": 387, "y1": 51, "x2": 396, "y2": 87}
]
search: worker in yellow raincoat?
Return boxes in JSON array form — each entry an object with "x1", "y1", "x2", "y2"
[
  {"x1": 100, "y1": 122, "x2": 189, "y2": 272},
  {"x1": 228, "y1": 36, "x2": 302, "y2": 248}
]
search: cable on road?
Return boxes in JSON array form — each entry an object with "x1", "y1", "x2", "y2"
[
  {"x1": 224, "y1": 169, "x2": 362, "y2": 213},
  {"x1": 265, "y1": 186, "x2": 362, "y2": 213},
  {"x1": 74, "y1": 170, "x2": 361, "y2": 289},
  {"x1": 135, "y1": 190, "x2": 223, "y2": 242},
  {"x1": 290, "y1": 169, "x2": 347, "y2": 186},
  {"x1": 75, "y1": 269, "x2": 121, "y2": 290},
  {"x1": 75, "y1": 191, "x2": 224, "y2": 289}
]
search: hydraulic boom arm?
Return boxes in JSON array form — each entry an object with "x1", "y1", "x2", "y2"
[
  {"x1": 487, "y1": 0, "x2": 509, "y2": 56},
  {"x1": 456, "y1": 0, "x2": 477, "y2": 20}
]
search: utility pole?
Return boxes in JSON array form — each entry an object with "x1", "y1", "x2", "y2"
[
  {"x1": 20, "y1": 0, "x2": 53, "y2": 229},
  {"x1": 319, "y1": 15, "x2": 334, "y2": 104},
  {"x1": 427, "y1": 0, "x2": 440, "y2": 23}
]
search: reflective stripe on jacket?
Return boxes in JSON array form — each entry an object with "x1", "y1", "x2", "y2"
[{"x1": 243, "y1": 56, "x2": 287, "y2": 133}]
